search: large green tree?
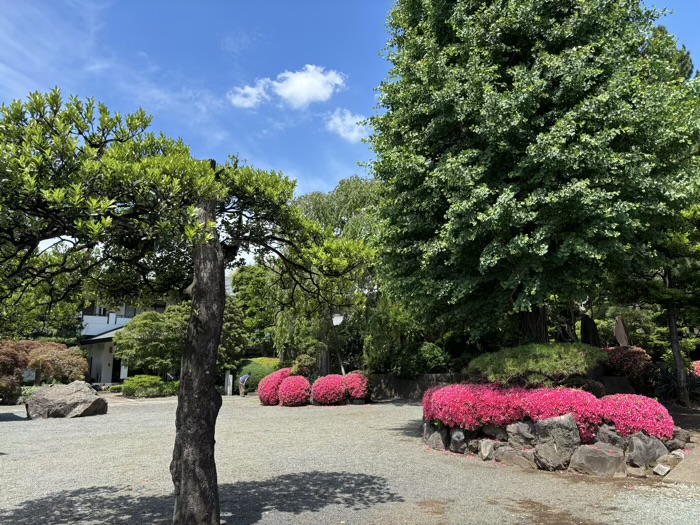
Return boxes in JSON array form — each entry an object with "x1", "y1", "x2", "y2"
[
  {"x1": 370, "y1": 0, "x2": 700, "y2": 348},
  {"x1": 0, "y1": 90, "x2": 337, "y2": 524}
]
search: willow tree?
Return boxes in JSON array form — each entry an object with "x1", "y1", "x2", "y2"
[
  {"x1": 370, "y1": 0, "x2": 700, "y2": 347},
  {"x1": 0, "y1": 89, "x2": 334, "y2": 524}
]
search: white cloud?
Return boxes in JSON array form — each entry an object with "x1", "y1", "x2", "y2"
[
  {"x1": 228, "y1": 64, "x2": 345, "y2": 110},
  {"x1": 325, "y1": 108, "x2": 369, "y2": 143},
  {"x1": 226, "y1": 79, "x2": 270, "y2": 109},
  {"x1": 271, "y1": 65, "x2": 345, "y2": 109}
]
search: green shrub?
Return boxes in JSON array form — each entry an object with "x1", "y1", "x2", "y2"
[
  {"x1": 121, "y1": 375, "x2": 178, "y2": 398},
  {"x1": 235, "y1": 357, "x2": 281, "y2": 392},
  {"x1": 390, "y1": 342, "x2": 451, "y2": 378},
  {"x1": 110, "y1": 385, "x2": 123, "y2": 393},
  {"x1": 291, "y1": 354, "x2": 316, "y2": 378},
  {"x1": 20, "y1": 385, "x2": 47, "y2": 398},
  {"x1": 467, "y1": 343, "x2": 608, "y2": 387}
]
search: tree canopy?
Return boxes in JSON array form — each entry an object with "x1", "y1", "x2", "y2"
[{"x1": 370, "y1": 0, "x2": 700, "y2": 343}]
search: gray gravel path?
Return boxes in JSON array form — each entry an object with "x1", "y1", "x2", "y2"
[{"x1": 0, "y1": 395, "x2": 698, "y2": 525}]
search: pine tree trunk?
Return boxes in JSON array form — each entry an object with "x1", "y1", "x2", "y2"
[
  {"x1": 519, "y1": 305, "x2": 549, "y2": 344},
  {"x1": 171, "y1": 199, "x2": 225, "y2": 525},
  {"x1": 664, "y1": 268, "x2": 690, "y2": 406}
]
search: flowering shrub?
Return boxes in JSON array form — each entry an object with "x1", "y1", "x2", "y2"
[
  {"x1": 258, "y1": 368, "x2": 291, "y2": 406},
  {"x1": 693, "y1": 361, "x2": 700, "y2": 377},
  {"x1": 343, "y1": 372, "x2": 369, "y2": 400},
  {"x1": 426, "y1": 384, "x2": 527, "y2": 430},
  {"x1": 521, "y1": 388, "x2": 602, "y2": 442},
  {"x1": 311, "y1": 374, "x2": 347, "y2": 405},
  {"x1": 600, "y1": 394, "x2": 674, "y2": 440},
  {"x1": 278, "y1": 376, "x2": 311, "y2": 406},
  {"x1": 423, "y1": 385, "x2": 443, "y2": 423},
  {"x1": 602, "y1": 346, "x2": 653, "y2": 387}
]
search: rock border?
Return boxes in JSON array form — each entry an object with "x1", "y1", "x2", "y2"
[{"x1": 422, "y1": 417, "x2": 695, "y2": 479}]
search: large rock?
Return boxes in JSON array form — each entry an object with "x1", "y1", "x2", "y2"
[
  {"x1": 627, "y1": 433, "x2": 668, "y2": 468},
  {"x1": 656, "y1": 454, "x2": 682, "y2": 469},
  {"x1": 25, "y1": 382, "x2": 108, "y2": 419},
  {"x1": 424, "y1": 426, "x2": 449, "y2": 451},
  {"x1": 534, "y1": 414, "x2": 581, "y2": 471},
  {"x1": 467, "y1": 439, "x2": 480, "y2": 454},
  {"x1": 595, "y1": 424, "x2": 629, "y2": 450},
  {"x1": 506, "y1": 420, "x2": 536, "y2": 450},
  {"x1": 494, "y1": 446, "x2": 537, "y2": 470},
  {"x1": 479, "y1": 439, "x2": 505, "y2": 461},
  {"x1": 568, "y1": 445, "x2": 626, "y2": 478},
  {"x1": 449, "y1": 428, "x2": 476, "y2": 454},
  {"x1": 482, "y1": 424, "x2": 508, "y2": 442},
  {"x1": 664, "y1": 427, "x2": 691, "y2": 452}
]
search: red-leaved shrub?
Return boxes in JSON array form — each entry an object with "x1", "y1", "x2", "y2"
[
  {"x1": 599, "y1": 394, "x2": 674, "y2": 440},
  {"x1": 602, "y1": 346, "x2": 653, "y2": 384},
  {"x1": 258, "y1": 368, "x2": 291, "y2": 406},
  {"x1": 343, "y1": 372, "x2": 369, "y2": 400},
  {"x1": 521, "y1": 388, "x2": 602, "y2": 442},
  {"x1": 278, "y1": 376, "x2": 311, "y2": 407},
  {"x1": 311, "y1": 374, "x2": 347, "y2": 405}
]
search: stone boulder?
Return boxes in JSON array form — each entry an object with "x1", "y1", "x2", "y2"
[
  {"x1": 494, "y1": 446, "x2": 537, "y2": 470},
  {"x1": 664, "y1": 427, "x2": 691, "y2": 452},
  {"x1": 424, "y1": 425, "x2": 450, "y2": 451},
  {"x1": 506, "y1": 420, "x2": 536, "y2": 450},
  {"x1": 655, "y1": 454, "x2": 682, "y2": 469},
  {"x1": 467, "y1": 439, "x2": 480, "y2": 454},
  {"x1": 626, "y1": 433, "x2": 668, "y2": 468},
  {"x1": 479, "y1": 439, "x2": 505, "y2": 461},
  {"x1": 449, "y1": 428, "x2": 475, "y2": 454},
  {"x1": 568, "y1": 445, "x2": 626, "y2": 478},
  {"x1": 534, "y1": 414, "x2": 581, "y2": 471},
  {"x1": 25, "y1": 381, "x2": 108, "y2": 419},
  {"x1": 482, "y1": 424, "x2": 508, "y2": 442},
  {"x1": 595, "y1": 424, "x2": 629, "y2": 450}
]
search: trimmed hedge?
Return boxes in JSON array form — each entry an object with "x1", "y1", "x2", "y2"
[
  {"x1": 279, "y1": 376, "x2": 311, "y2": 406},
  {"x1": 235, "y1": 357, "x2": 281, "y2": 392},
  {"x1": 343, "y1": 372, "x2": 369, "y2": 400},
  {"x1": 121, "y1": 375, "x2": 179, "y2": 398},
  {"x1": 423, "y1": 384, "x2": 674, "y2": 442},
  {"x1": 467, "y1": 343, "x2": 608, "y2": 386},
  {"x1": 258, "y1": 368, "x2": 291, "y2": 405},
  {"x1": 311, "y1": 375, "x2": 347, "y2": 405}
]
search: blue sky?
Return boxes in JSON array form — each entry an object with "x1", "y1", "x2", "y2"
[{"x1": 0, "y1": 1, "x2": 697, "y2": 196}]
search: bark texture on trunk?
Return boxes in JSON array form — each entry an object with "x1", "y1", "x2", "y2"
[
  {"x1": 519, "y1": 305, "x2": 549, "y2": 344},
  {"x1": 664, "y1": 268, "x2": 691, "y2": 406},
  {"x1": 171, "y1": 199, "x2": 226, "y2": 525}
]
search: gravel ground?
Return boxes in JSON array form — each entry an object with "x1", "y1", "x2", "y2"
[{"x1": 0, "y1": 395, "x2": 698, "y2": 525}]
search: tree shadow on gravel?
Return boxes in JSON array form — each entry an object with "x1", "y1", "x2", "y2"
[
  {"x1": 387, "y1": 418, "x2": 423, "y2": 438},
  {"x1": 0, "y1": 471, "x2": 404, "y2": 525}
]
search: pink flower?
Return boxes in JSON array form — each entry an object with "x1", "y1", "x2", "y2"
[
  {"x1": 278, "y1": 375, "x2": 311, "y2": 407},
  {"x1": 311, "y1": 375, "x2": 347, "y2": 405},
  {"x1": 599, "y1": 394, "x2": 674, "y2": 440},
  {"x1": 343, "y1": 372, "x2": 369, "y2": 400},
  {"x1": 258, "y1": 368, "x2": 292, "y2": 406}
]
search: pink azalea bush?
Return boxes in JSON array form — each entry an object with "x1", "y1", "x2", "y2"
[
  {"x1": 599, "y1": 394, "x2": 674, "y2": 440},
  {"x1": 423, "y1": 385, "x2": 675, "y2": 443},
  {"x1": 311, "y1": 374, "x2": 347, "y2": 405},
  {"x1": 343, "y1": 372, "x2": 369, "y2": 400},
  {"x1": 521, "y1": 388, "x2": 602, "y2": 442},
  {"x1": 278, "y1": 376, "x2": 311, "y2": 407},
  {"x1": 693, "y1": 361, "x2": 700, "y2": 377},
  {"x1": 258, "y1": 368, "x2": 291, "y2": 406}
]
